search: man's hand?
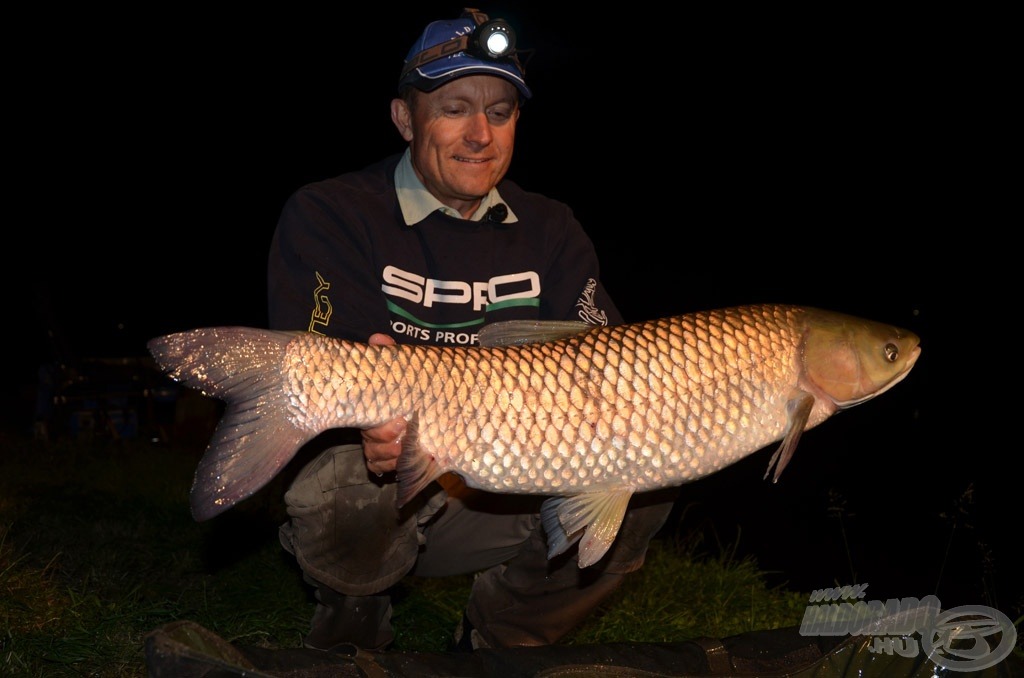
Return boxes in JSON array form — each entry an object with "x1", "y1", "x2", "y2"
[{"x1": 361, "y1": 333, "x2": 406, "y2": 476}]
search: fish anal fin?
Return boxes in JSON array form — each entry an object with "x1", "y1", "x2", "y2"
[
  {"x1": 764, "y1": 391, "x2": 815, "y2": 483},
  {"x1": 540, "y1": 489, "x2": 634, "y2": 568},
  {"x1": 395, "y1": 415, "x2": 444, "y2": 507}
]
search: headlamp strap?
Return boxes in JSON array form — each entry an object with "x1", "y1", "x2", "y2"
[
  {"x1": 400, "y1": 35, "x2": 471, "y2": 80},
  {"x1": 462, "y1": 7, "x2": 489, "y2": 26}
]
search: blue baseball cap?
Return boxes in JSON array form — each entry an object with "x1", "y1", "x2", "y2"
[{"x1": 398, "y1": 14, "x2": 532, "y2": 99}]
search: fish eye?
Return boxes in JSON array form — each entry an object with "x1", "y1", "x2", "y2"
[{"x1": 884, "y1": 343, "x2": 899, "y2": 362}]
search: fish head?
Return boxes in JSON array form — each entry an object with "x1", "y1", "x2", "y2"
[{"x1": 801, "y1": 310, "x2": 921, "y2": 410}]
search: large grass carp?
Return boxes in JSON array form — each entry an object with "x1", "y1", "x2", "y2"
[{"x1": 147, "y1": 303, "x2": 920, "y2": 567}]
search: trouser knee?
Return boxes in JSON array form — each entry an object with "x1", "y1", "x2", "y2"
[{"x1": 278, "y1": 443, "x2": 444, "y2": 595}]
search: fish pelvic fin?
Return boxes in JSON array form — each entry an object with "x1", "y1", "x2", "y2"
[
  {"x1": 147, "y1": 327, "x2": 316, "y2": 521},
  {"x1": 541, "y1": 489, "x2": 634, "y2": 568},
  {"x1": 764, "y1": 391, "x2": 815, "y2": 484},
  {"x1": 395, "y1": 415, "x2": 445, "y2": 508}
]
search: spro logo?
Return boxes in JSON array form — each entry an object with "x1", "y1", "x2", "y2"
[{"x1": 382, "y1": 266, "x2": 540, "y2": 311}]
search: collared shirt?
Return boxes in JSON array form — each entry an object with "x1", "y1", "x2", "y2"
[{"x1": 394, "y1": 148, "x2": 521, "y2": 225}]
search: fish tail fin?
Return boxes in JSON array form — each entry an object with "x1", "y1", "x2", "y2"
[
  {"x1": 394, "y1": 415, "x2": 444, "y2": 508},
  {"x1": 147, "y1": 327, "x2": 315, "y2": 521}
]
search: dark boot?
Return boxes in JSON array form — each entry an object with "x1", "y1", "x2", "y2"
[
  {"x1": 465, "y1": 487, "x2": 677, "y2": 648},
  {"x1": 304, "y1": 584, "x2": 394, "y2": 652},
  {"x1": 450, "y1": 612, "x2": 485, "y2": 652},
  {"x1": 466, "y1": 559, "x2": 629, "y2": 647}
]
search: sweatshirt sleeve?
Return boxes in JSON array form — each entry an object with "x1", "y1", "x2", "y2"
[
  {"x1": 541, "y1": 203, "x2": 624, "y2": 327},
  {"x1": 267, "y1": 184, "x2": 391, "y2": 341}
]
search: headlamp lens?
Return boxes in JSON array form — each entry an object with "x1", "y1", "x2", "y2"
[
  {"x1": 476, "y1": 21, "x2": 515, "y2": 58},
  {"x1": 485, "y1": 30, "x2": 510, "y2": 55}
]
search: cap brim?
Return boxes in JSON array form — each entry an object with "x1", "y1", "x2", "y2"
[{"x1": 401, "y1": 56, "x2": 531, "y2": 99}]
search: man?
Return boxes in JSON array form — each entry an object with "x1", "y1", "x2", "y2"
[{"x1": 267, "y1": 8, "x2": 678, "y2": 652}]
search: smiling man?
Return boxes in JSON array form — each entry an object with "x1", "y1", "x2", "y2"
[
  {"x1": 392, "y1": 74, "x2": 520, "y2": 217},
  {"x1": 267, "y1": 8, "x2": 679, "y2": 653}
]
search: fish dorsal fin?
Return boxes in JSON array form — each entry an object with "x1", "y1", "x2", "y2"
[
  {"x1": 540, "y1": 489, "x2": 634, "y2": 568},
  {"x1": 395, "y1": 415, "x2": 445, "y2": 507},
  {"x1": 478, "y1": 320, "x2": 593, "y2": 347}
]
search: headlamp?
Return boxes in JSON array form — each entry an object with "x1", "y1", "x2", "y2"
[
  {"x1": 399, "y1": 8, "x2": 524, "y2": 82},
  {"x1": 470, "y1": 18, "x2": 516, "y2": 59}
]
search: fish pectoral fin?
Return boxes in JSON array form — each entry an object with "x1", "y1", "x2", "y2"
[
  {"x1": 540, "y1": 490, "x2": 634, "y2": 568},
  {"x1": 764, "y1": 391, "x2": 815, "y2": 483},
  {"x1": 395, "y1": 415, "x2": 444, "y2": 508},
  {"x1": 477, "y1": 320, "x2": 593, "y2": 347}
]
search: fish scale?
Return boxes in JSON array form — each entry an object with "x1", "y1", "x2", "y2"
[{"x1": 148, "y1": 303, "x2": 920, "y2": 567}]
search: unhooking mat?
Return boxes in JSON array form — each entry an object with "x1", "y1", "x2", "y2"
[{"x1": 144, "y1": 608, "x2": 1022, "y2": 678}]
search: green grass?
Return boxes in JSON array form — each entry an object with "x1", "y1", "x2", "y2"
[{"x1": 0, "y1": 430, "x2": 823, "y2": 676}]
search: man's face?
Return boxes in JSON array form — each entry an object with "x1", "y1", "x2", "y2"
[{"x1": 393, "y1": 75, "x2": 520, "y2": 218}]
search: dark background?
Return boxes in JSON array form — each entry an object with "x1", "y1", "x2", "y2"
[{"x1": 13, "y1": 5, "x2": 1015, "y2": 623}]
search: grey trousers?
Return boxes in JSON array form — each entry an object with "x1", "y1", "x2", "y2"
[{"x1": 279, "y1": 444, "x2": 677, "y2": 649}]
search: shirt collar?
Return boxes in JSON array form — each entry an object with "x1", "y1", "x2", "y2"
[{"x1": 394, "y1": 148, "x2": 519, "y2": 226}]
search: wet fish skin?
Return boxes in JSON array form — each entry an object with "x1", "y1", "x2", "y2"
[{"x1": 147, "y1": 303, "x2": 921, "y2": 567}]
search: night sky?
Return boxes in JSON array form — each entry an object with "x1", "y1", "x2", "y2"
[
  {"x1": 18, "y1": 5, "x2": 1012, "y2": 619},
  {"x1": 28, "y1": 5, "x2": 947, "y2": 361}
]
